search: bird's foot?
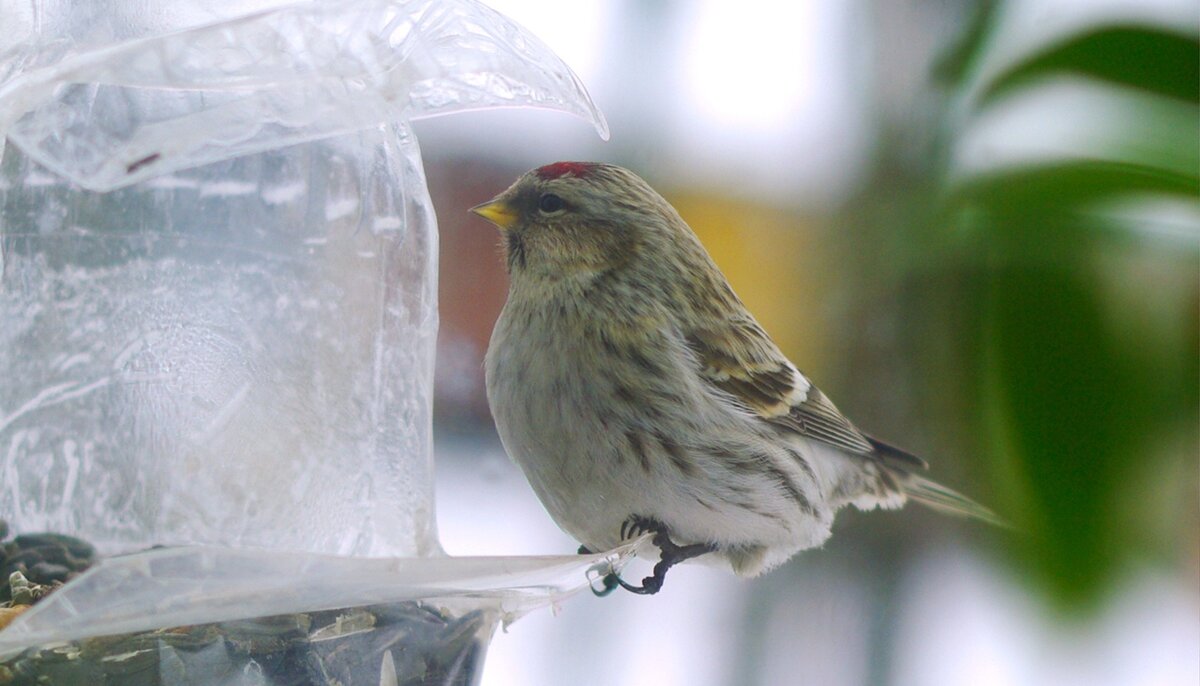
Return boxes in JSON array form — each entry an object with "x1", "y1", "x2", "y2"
[
  {"x1": 590, "y1": 516, "x2": 716, "y2": 596},
  {"x1": 620, "y1": 515, "x2": 661, "y2": 542}
]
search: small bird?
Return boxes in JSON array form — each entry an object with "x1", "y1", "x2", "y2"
[{"x1": 472, "y1": 162, "x2": 995, "y2": 595}]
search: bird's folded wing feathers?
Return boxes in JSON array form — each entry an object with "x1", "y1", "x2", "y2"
[{"x1": 685, "y1": 322, "x2": 881, "y2": 458}]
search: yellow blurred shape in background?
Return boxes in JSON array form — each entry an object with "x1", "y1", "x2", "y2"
[{"x1": 668, "y1": 191, "x2": 833, "y2": 374}]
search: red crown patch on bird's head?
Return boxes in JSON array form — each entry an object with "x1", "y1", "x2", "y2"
[{"x1": 534, "y1": 161, "x2": 598, "y2": 181}]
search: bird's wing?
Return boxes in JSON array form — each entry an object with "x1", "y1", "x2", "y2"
[{"x1": 685, "y1": 319, "x2": 879, "y2": 457}]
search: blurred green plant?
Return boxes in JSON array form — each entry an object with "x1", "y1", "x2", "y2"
[{"x1": 929, "y1": 1, "x2": 1199, "y2": 610}]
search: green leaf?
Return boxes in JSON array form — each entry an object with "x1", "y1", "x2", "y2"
[
  {"x1": 947, "y1": 161, "x2": 1199, "y2": 217},
  {"x1": 979, "y1": 25, "x2": 1200, "y2": 107},
  {"x1": 981, "y1": 265, "x2": 1146, "y2": 609}
]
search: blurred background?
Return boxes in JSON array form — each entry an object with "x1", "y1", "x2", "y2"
[{"x1": 415, "y1": 0, "x2": 1198, "y2": 684}]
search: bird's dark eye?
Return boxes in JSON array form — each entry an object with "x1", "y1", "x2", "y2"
[{"x1": 538, "y1": 193, "x2": 566, "y2": 213}]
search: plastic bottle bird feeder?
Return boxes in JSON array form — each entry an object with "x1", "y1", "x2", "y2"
[{"x1": 0, "y1": 1, "x2": 632, "y2": 682}]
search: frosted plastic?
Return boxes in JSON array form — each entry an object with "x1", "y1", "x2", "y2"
[
  {"x1": 0, "y1": 0, "x2": 611, "y2": 679},
  {"x1": 0, "y1": 543, "x2": 640, "y2": 685},
  {"x1": 0, "y1": 543, "x2": 640, "y2": 652},
  {"x1": 0, "y1": 127, "x2": 442, "y2": 558},
  {"x1": 0, "y1": 0, "x2": 608, "y2": 192},
  {"x1": 0, "y1": 0, "x2": 605, "y2": 558}
]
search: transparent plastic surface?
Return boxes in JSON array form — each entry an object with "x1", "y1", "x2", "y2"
[
  {"x1": 2, "y1": 602, "x2": 497, "y2": 685},
  {"x1": 0, "y1": 0, "x2": 606, "y2": 557},
  {"x1": 0, "y1": 128, "x2": 440, "y2": 557},
  {"x1": 0, "y1": 0, "x2": 608, "y2": 191},
  {"x1": 0, "y1": 1, "x2": 612, "y2": 680},
  {"x1": 0, "y1": 543, "x2": 639, "y2": 649},
  {"x1": 0, "y1": 544, "x2": 640, "y2": 684}
]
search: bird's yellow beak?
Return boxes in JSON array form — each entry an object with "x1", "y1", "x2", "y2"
[{"x1": 470, "y1": 199, "x2": 519, "y2": 230}]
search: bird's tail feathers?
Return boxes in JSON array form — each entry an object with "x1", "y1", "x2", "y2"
[
  {"x1": 863, "y1": 434, "x2": 1004, "y2": 527},
  {"x1": 899, "y1": 473, "x2": 1007, "y2": 528}
]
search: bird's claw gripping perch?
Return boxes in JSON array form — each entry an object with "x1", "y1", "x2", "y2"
[{"x1": 588, "y1": 517, "x2": 716, "y2": 596}]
